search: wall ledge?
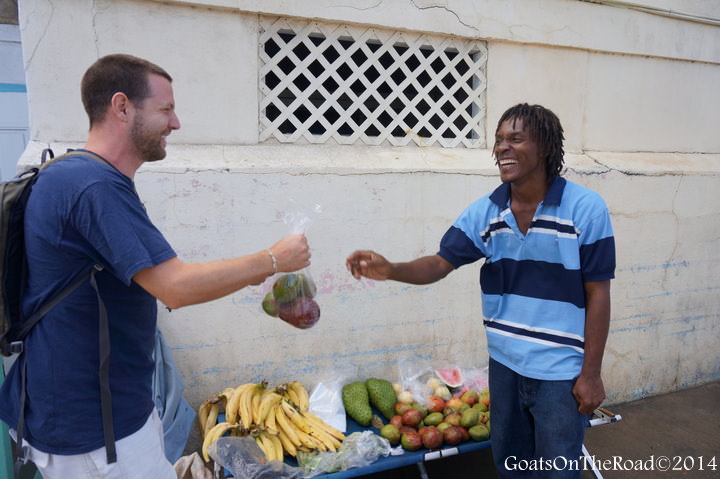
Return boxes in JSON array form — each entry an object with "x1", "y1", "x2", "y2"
[{"x1": 18, "y1": 141, "x2": 720, "y2": 178}]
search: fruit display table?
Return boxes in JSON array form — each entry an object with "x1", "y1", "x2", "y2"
[
  {"x1": 216, "y1": 414, "x2": 491, "y2": 479},
  {"x1": 313, "y1": 416, "x2": 491, "y2": 479}
]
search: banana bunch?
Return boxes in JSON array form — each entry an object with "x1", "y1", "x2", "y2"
[
  {"x1": 197, "y1": 380, "x2": 345, "y2": 463},
  {"x1": 197, "y1": 387, "x2": 236, "y2": 439},
  {"x1": 273, "y1": 397, "x2": 345, "y2": 457}
]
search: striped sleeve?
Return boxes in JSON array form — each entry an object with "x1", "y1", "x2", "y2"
[
  {"x1": 438, "y1": 225, "x2": 485, "y2": 268},
  {"x1": 579, "y1": 209, "x2": 616, "y2": 282}
]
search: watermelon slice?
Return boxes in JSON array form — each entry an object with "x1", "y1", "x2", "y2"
[{"x1": 434, "y1": 368, "x2": 463, "y2": 388}]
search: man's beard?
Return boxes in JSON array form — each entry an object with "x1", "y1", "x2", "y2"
[{"x1": 131, "y1": 114, "x2": 167, "y2": 163}]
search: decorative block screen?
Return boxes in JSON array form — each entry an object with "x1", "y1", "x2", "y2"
[{"x1": 259, "y1": 17, "x2": 488, "y2": 148}]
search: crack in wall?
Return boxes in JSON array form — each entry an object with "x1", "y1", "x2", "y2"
[
  {"x1": 91, "y1": 0, "x2": 100, "y2": 56},
  {"x1": 409, "y1": 0, "x2": 481, "y2": 35},
  {"x1": 24, "y1": 0, "x2": 54, "y2": 68},
  {"x1": 337, "y1": 0, "x2": 383, "y2": 11},
  {"x1": 663, "y1": 175, "x2": 683, "y2": 288}
]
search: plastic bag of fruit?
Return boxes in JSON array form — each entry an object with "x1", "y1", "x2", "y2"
[
  {"x1": 209, "y1": 436, "x2": 302, "y2": 479},
  {"x1": 297, "y1": 431, "x2": 391, "y2": 478},
  {"x1": 260, "y1": 202, "x2": 321, "y2": 329}
]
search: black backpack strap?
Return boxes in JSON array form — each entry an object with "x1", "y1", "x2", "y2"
[
  {"x1": 11, "y1": 266, "x2": 102, "y2": 352},
  {"x1": 13, "y1": 356, "x2": 28, "y2": 477},
  {"x1": 13, "y1": 264, "x2": 116, "y2": 473},
  {"x1": 91, "y1": 268, "x2": 116, "y2": 463}
]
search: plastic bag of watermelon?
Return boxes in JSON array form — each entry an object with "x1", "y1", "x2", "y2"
[{"x1": 260, "y1": 201, "x2": 322, "y2": 329}]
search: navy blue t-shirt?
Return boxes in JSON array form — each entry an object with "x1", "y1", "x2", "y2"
[{"x1": 0, "y1": 152, "x2": 177, "y2": 454}]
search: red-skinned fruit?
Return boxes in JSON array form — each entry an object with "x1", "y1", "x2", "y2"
[
  {"x1": 399, "y1": 425, "x2": 417, "y2": 435},
  {"x1": 443, "y1": 412, "x2": 461, "y2": 427},
  {"x1": 426, "y1": 395, "x2": 445, "y2": 413},
  {"x1": 277, "y1": 297, "x2": 320, "y2": 329},
  {"x1": 461, "y1": 390, "x2": 479, "y2": 406},
  {"x1": 401, "y1": 431, "x2": 423, "y2": 451},
  {"x1": 402, "y1": 408, "x2": 423, "y2": 427},
  {"x1": 443, "y1": 426, "x2": 464, "y2": 446},
  {"x1": 446, "y1": 397, "x2": 464, "y2": 411},
  {"x1": 395, "y1": 402, "x2": 412, "y2": 416},
  {"x1": 420, "y1": 426, "x2": 444, "y2": 449},
  {"x1": 390, "y1": 415, "x2": 403, "y2": 430}
]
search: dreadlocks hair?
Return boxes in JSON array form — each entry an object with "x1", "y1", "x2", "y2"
[{"x1": 494, "y1": 103, "x2": 565, "y2": 180}]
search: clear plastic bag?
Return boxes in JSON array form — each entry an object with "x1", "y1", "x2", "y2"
[
  {"x1": 296, "y1": 431, "x2": 391, "y2": 478},
  {"x1": 209, "y1": 436, "x2": 303, "y2": 479},
  {"x1": 260, "y1": 202, "x2": 322, "y2": 329},
  {"x1": 308, "y1": 375, "x2": 346, "y2": 433}
]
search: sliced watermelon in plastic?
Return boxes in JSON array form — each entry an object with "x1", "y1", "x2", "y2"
[{"x1": 434, "y1": 368, "x2": 464, "y2": 388}]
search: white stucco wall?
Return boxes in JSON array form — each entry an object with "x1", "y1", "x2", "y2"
[{"x1": 16, "y1": 0, "x2": 720, "y2": 432}]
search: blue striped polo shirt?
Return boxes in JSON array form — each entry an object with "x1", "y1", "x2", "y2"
[{"x1": 438, "y1": 176, "x2": 615, "y2": 380}]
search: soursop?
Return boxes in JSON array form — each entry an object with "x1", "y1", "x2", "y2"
[
  {"x1": 365, "y1": 378, "x2": 397, "y2": 420},
  {"x1": 342, "y1": 381, "x2": 373, "y2": 426}
]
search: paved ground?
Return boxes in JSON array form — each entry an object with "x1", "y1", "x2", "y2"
[{"x1": 359, "y1": 381, "x2": 720, "y2": 478}]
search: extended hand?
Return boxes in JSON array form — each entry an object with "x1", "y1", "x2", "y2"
[
  {"x1": 269, "y1": 234, "x2": 311, "y2": 273},
  {"x1": 346, "y1": 250, "x2": 392, "y2": 280}
]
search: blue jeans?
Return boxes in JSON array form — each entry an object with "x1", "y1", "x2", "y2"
[{"x1": 489, "y1": 358, "x2": 588, "y2": 478}]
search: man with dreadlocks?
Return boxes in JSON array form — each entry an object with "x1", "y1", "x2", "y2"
[{"x1": 346, "y1": 103, "x2": 615, "y2": 477}]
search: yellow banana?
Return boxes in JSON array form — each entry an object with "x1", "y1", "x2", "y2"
[
  {"x1": 250, "y1": 382, "x2": 268, "y2": 425},
  {"x1": 285, "y1": 387, "x2": 301, "y2": 407},
  {"x1": 275, "y1": 404, "x2": 302, "y2": 446},
  {"x1": 266, "y1": 432, "x2": 284, "y2": 461},
  {"x1": 304, "y1": 411, "x2": 346, "y2": 441},
  {"x1": 197, "y1": 399, "x2": 213, "y2": 437},
  {"x1": 225, "y1": 383, "x2": 252, "y2": 425},
  {"x1": 281, "y1": 400, "x2": 311, "y2": 434},
  {"x1": 288, "y1": 381, "x2": 310, "y2": 411},
  {"x1": 241, "y1": 381, "x2": 266, "y2": 428},
  {"x1": 201, "y1": 422, "x2": 237, "y2": 462},
  {"x1": 277, "y1": 427, "x2": 297, "y2": 457},
  {"x1": 309, "y1": 425, "x2": 341, "y2": 451},
  {"x1": 264, "y1": 403, "x2": 278, "y2": 430},
  {"x1": 256, "y1": 432, "x2": 280, "y2": 462},
  {"x1": 238, "y1": 383, "x2": 256, "y2": 428},
  {"x1": 257, "y1": 391, "x2": 283, "y2": 425},
  {"x1": 218, "y1": 387, "x2": 235, "y2": 402},
  {"x1": 254, "y1": 435, "x2": 271, "y2": 461},
  {"x1": 204, "y1": 402, "x2": 220, "y2": 437}
]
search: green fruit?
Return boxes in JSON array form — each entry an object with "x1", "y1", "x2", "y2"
[
  {"x1": 272, "y1": 273, "x2": 316, "y2": 304},
  {"x1": 437, "y1": 422, "x2": 452, "y2": 432},
  {"x1": 365, "y1": 378, "x2": 397, "y2": 420},
  {"x1": 342, "y1": 382, "x2": 373, "y2": 426},
  {"x1": 468, "y1": 423, "x2": 490, "y2": 441},
  {"x1": 460, "y1": 409, "x2": 479, "y2": 429},
  {"x1": 380, "y1": 424, "x2": 401, "y2": 446},
  {"x1": 261, "y1": 292, "x2": 278, "y2": 317},
  {"x1": 473, "y1": 401, "x2": 488, "y2": 413},
  {"x1": 424, "y1": 412, "x2": 444, "y2": 426}
]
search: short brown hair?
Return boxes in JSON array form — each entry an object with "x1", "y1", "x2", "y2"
[{"x1": 81, "y1": 54, "x2": 172, "y2": 127}]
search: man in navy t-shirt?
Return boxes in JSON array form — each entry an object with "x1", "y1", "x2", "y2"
[
  {"x1": 346, "y1": 104, "x2": 615, "y2": 478},
  {"x1": 0, "y1": 54, "x2": 312, "y2": 478}
]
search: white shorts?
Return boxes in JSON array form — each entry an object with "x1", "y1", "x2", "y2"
[{"x1": 17, "y1": 408, "x2": 177, "y2": 479}]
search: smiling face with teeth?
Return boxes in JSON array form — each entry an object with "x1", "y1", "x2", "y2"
[
  {"x1": 129, "y1": 73, "x2": 181, "y2": 163},
  {"x1": 493, "y1": 117, "x2": 547, "y2": 187}
]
